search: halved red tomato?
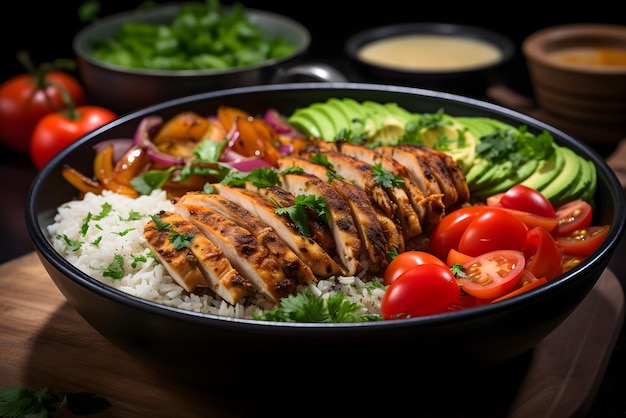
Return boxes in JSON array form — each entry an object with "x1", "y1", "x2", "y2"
[
  {"x1": 457, "y1": 250, "x2": 526, "y2": 299},
  {"x1": 458, "y1": 208, "x2": 528, "y2": 256},
  {"x1": 523, "y1": 226, "x2": 563, "y2": 281},
  {"x1": 553, "y1": 199, "x2": 593, "y2": 236},
  {"x1": 556, "y1": 225, "x2": 610, "y2": 257},
  {"x1": 383, "y1": 251, "x2": 447, "y2": 285},
  {"x1": 381, "y1": 263, "x2": 461, "y2": 319}
]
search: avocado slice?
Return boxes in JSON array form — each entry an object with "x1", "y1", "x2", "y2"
[
  {"x1": 464, "y1": 158, "x2": 492, "y2": 184},
  {"x1": 553, "y1": 153, "x2": 594, "y2": 205},
  {"x1": 578, "y1": 159, "x2": 598, "y2": 203},
  {"x1": 310, "y1": 103, "x2": 349, "y2": 139},
  {"x1": 290, "y1": 106, "x2": 336, "y2": 140},
  {"x1": 287, "y1": 111, "x2": 322, "y2": 138},
  {"x1": 520, "y1": 145, "x2": 565, "y2": 191},
  {"x1": 538, "y1": 146, "x2": 582, "y2": 205},
  {"x1": 456, "y1": 117, "x2": 498, "y2": 138},
  {"x1": 472, "y1": 159, "x2": 539, "y2": 198}
]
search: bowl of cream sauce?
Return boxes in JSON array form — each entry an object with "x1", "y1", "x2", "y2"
[{"x1": 345, "y1": 22, "x2": 515, "y2": 97}]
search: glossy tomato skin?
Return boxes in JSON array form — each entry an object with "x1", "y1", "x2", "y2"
[
  {"x1": 458, "y1": 250, "x2": 526, "y2": 299},
  {"x1": 553, "y1": 200, "x2": 593, "y2": 236},
  {"x1": 458, "y1": 208, "x2": 528, "y2": 256},
  {"x1": 556, "y1": 225, "x2": 610, "y2": 257},
  {"x1": 29, "y1": 106, "x2": 117, "y2": 170},
  {"x1": 498, "y1": 184, "x2": 556, "y2": 218},
  {"x1": 429, "y1": 205, "x2": 490, "y2": 261},
  {"x1": 383, "y1": 251, "x2": 447, "y2": 285},
  {"x1": 0, "y1": 71, "x2": 86, "y2": 153},
  {"x1": 381, "y1": 264, "x2": 460, "y2": 319},
  {"x1": 523, "y1": 226, "x2": 563, "y2": 281}
]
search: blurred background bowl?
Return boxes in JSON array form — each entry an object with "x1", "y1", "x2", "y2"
[
  {"x1": 345, "y1": 23, "x2": 515, "y2": 97},
  {"x1": 73, "y1": 2, "x2": 343, "y2": 115},
  {"x1": 523, "y1": 24, "x2": 626, "y2": 155}
]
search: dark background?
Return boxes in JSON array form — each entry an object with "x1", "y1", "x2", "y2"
[{"x1": 1, "y1": 2, "x2": 626, "y2": 417}]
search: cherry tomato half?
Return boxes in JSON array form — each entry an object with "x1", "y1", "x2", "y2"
[
  {"x1": 458, "y1": 250, "x2": 526, "y2": 299},
  {"x1": 553, "y1": 199, "x2": 593, "y2": 236},
  {"x1": 498, "y1": 184, "x2": 556, "y2": 218},
  {"x1": 384, "y1": 251, "x2": 447, "y2": 285},
  {"x1": 446, "y1": 248, "x2": 474, "y2": 266},
  {"x1": 381, "y1": 263, "x2": 460, "y2": 319},
  {"x1": 523, "y1": 226, "x2": 563, "y2": 281},
  {"x1": 458, "y1": 208, "x2": 528, "y2": 257},
  {"x1": 556, "y1": 225, "x2": 610, "y2": 257}
]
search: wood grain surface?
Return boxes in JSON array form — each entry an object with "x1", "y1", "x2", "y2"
[{"x1": 1, "y1": 252, "x2": 623, "y2": 418}]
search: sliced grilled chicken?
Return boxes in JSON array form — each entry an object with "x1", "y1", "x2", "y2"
[
  {"x1": 244, "y1": 183, "x2": 336, "y2": 255},
  {"x1": 211, "y1": 183, "x2": 343, "y2": 278},
  {"x1": 278, "y1": 172, "x2": 362, "y2": 276},
  {"x1": 144, "y1": 213, "x2": 210, "y2": 294},
  {"x1": 175, "y1": 203, "x2": 296, "y2": 302},
  {"x1": 396, "y1": 144, "x2": 459, "y2": 207},
  {"x1": 145, "y1": 211, "x2": 252, "y2": 304},
  {"x1": 277, "y1": 155, "x2": 389, "y2": 274},
  {"x1": 375, "y1": 145, "x2": 443, "y2": 197},
  {"x1": 299, "y1": 146, "x2": 396, "y2": 219},
  {"x1": 176, "y1": 192, "x2": 317, "y2": 285},
  {"x1": 375, "y1": 210, "x2": 405, "y2": 254},
  {"x1": 427, "y1": 148, "x2": 471, "y2": 207}
]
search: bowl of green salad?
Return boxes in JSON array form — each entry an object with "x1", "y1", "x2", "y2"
[{"x1": 73, "y1": 1, "x2": 344, "y2": 114}]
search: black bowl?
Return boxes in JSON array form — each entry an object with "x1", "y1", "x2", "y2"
[
  {"x1": 345, "y1": 23, "x2": 516, "y2": 97},
  {"x1": 25, "y1": 83, "x2": 625, "y2": 389}
]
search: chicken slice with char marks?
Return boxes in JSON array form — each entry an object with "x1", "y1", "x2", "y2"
[
  {"x1": 335, "y1": 142, "x2": 444, "y2": 231},
  {"x1": 244, "y1": 183, "x2": 336, "y2": 255},
  {"x1": 278, "y1": 172, "x2": 362, "y2": 276},
  {"x1": 177, "y1": 192, "x2": 316, "y2": 285},
  {"x1": 211, "y1": 183, "x2": 343, "y2": 278},
  {"x1": 144, "y1": 213, "x2": 211, "y2": 294},
  {"x1": 145, "y1": 211, "x2": 252, "y2": 304},
  {"x1": 375, "y1": 145, "x2": 443, "y2": 197},
  {"x1": 276, "y1": 155, "x2": 390, "y2": 274},
  {"x1": 175, "y1": 203, "x2": 296, "y2": 303},
  {"x1": 299, "y1": 146, "x2": 397, "y2": 219},
  {"x1": 427, "y1": 147, "x2": 471, "y2": 208},
  {"x1": 395, "y1": 144, "x2": 459, "y2": 207}
]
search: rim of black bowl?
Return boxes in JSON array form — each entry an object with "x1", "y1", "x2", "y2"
[
  {"x1": 72, "y1": 3, "x2": 311, "y2": 76},
  {"x1": 25, "y1": 82, "x2": 626, "y2": 332},
  {"x1": 345, "y1": 22, "x2": 516, "y2": 75}
]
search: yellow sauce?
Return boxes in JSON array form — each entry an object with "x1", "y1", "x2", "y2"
[
  {"x1": 550, "y1": 46, "x2": 626, "y2": 67},
  {"x1": 357, "y1": 34, "x2": 503, "y2": 71}
]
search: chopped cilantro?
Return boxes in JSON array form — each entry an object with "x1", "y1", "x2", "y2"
[
  {"x1": 92, "y1": 202, "x2": 112, "y2": 220},
  {"x1": 80, "y1": 212, "x2": 93, "y2": 236},
  {"x1": 150, "y1": 214, "x2": 171, "y2": 231},
  {"x1": 102, "y1": 254, "x2": 125, "y2": 280},
  {"x1": 252, "y1": 289, "x2": 383, "y2": 322},
  {"x1": 91, "y1": 236, "x2": 103, "y2": 246},
  {"x1": 114, "y1": 228, "x2": 135, "y2": 237},
  {"x1": 57, "y1": 234, "x2": 82, "y2": 252},
  {"x1": 371, "y1": 163, "x2": 404, "y2": 188},
  {"x1": 121, "y1": 209, "x2": 143, "y2": 221},
  {"x1": 275, "y1": 194, "x2": 329, "y2": 235},
  {"x1": 169, "y1": 230, "x2": 194, "y2": 250},
  {"x1": 131, "y1": 254, "x2": 148, "y2": 268}
]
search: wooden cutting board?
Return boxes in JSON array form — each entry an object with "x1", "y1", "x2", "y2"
[{"x1": 0, "y1": 252, "x2": 623, "y2": 418}]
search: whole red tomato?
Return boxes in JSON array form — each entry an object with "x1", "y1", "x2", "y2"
[
  {"x1": 0, "y1": 54, "x2": 86, "y2": 153},
  {"x1": 30, "y1": 106, "x2": 117, "y2": 170}
]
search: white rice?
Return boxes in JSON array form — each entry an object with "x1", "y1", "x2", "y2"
[{"x1": 47, "y1": 190, "x2": 385, "y2": 319}]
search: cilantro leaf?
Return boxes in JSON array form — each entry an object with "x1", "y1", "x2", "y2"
[{"x1": 371, "y1": 163, "x2": 404, "y2": 188}]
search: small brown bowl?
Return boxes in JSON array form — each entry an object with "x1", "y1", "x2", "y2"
[{"x1": 523, "y1": 24, "x2": 626, "y2": 153}]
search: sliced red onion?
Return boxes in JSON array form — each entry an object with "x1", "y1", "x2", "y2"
[
  {"x1": 133, "y1": 115, "x2": 185, "y2": 166},
  {"x1": 227, "y1": 157, "x2": 273, "y2": 172},
  {"x1": 263, "y1": 108, "x2": 304, "y2": 138}
]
